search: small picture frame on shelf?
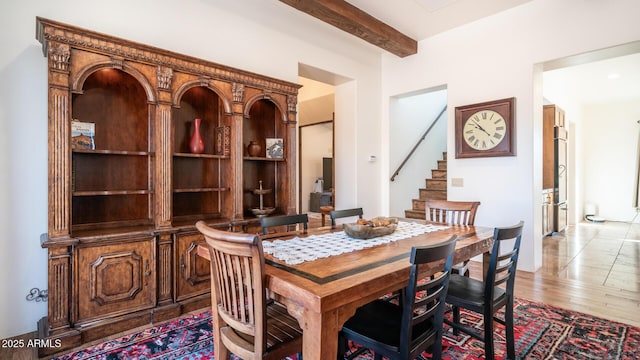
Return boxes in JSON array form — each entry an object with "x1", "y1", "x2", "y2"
[
  {"x1": 265, "y1": 138, "x2": 284, "y2": 159},
  {"x1": 71, "y1": 120, "x2": 95, "y2": 150}
]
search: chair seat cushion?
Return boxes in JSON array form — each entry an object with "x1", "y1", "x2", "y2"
[
  {"x1": 446, "y1": 274, "x2": 506, "y2": 308},
  {"x1": 342, "y1": 299, "x2": 434, "y2": 348}
]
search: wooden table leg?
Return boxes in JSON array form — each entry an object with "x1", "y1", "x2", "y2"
[
  {"x1": 278, "y1": 299, "x2": 346, "y2": 360},
  {"x1": 303, "y1": 309, "x2": 341, "y2": 360},
  {"x1": 483, "y1": 251, "x2": 491, "y2": 282}
]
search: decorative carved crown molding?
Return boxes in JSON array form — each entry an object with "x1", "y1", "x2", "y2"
[{"x1": 36, "y1": 17, "x2": 302, "y2": 96}]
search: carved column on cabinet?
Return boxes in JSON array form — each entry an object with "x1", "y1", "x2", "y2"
[
  {"x1": 156, "y1": 66, "x2": 173, "y2": 228},
  {"x1": 285, "y1": 94, "x2": 298, "y2": 215},
  {"x1": 47, "y1": 41, "x2": 72, "y2": 238},
  {"x1": 157, "y1": 233, "x2": 173, "y2": 305},
  {"x1": 231, "y1": 82, "x2": 245, "y2": 220},
  {"x1": 43, "y1": 40, "x2": 75, "y2": 338},
  {"x1": 45, "y1": 244, "x2": 75, "y2": 333}
]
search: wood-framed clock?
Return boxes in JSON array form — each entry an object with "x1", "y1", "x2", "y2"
[{"x1": 455, "y1": 97, "x2": 516, "y2": 158}]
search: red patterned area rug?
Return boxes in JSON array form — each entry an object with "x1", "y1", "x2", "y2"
[{"x1": 51, "y1": 298, "x2": 639, "y2": 360}]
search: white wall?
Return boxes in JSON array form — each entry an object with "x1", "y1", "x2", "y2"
[
  {"x1": 334, "y1": 81, "x2": 363, "y2": 212},
  {"x1": 381, "y1": 0, "x2": 640, "y2": 272},
  {"x1": 0, "y1": 0, "x2": 381, "y2": 339},
  {"x1": 580, "y1": 101, "x2": 640, "y2": 222},
  {"x1": 389, "y1": 89, "x2": 447, "y2": 217}
]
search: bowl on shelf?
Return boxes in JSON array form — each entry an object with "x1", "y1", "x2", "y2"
[
  {"x1": 251, "y1": 207, "x2": 275, "y2": 218},
  {"x1": 342, "y1": 217, "x2": 398, "y2": 239}
]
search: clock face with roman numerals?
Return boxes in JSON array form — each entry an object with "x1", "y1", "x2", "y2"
[
  {"x1": 454, "y1": 97, "x2": 516, "y2": 158},
  {"x1": 462, "y1": 110, "x2": 506, "y2": 150}
]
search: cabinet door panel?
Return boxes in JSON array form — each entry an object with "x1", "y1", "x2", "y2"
[
  {"x1": 76, "y1": 238, "x2": 155, "y2": 323},
  {"x1": 175, "y1": 232, "x2": 211, "y2": 301}
]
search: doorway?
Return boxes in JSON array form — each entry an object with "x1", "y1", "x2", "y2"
[
  {"x1": 297, "y1": 76, "x2": 335, "y2": 213},
  {"x1": 300, "y1": 121, "x2": 333, "y2": 212},
  {"x1": 388, "y1": 88, "x2": 447, "y2": 217},
  {"x1": 542, "y1": 45, "x2": 640, "y2": 225}
]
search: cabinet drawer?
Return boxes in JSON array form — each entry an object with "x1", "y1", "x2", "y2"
[{"x1": 76, "y1": 237, "x2": 156, "y2": 323}]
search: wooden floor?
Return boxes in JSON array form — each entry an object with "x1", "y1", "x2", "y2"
[
  {"x1": 3, "y1": 218, "x2": 639, "y2": 359},
  {"x1": 479, "y1": 220, "x2": 640, "y2": 328}
]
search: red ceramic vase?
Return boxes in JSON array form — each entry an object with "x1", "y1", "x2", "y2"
[{"x1": 189, "y1": 118, "x2": 205, "y2": 154}]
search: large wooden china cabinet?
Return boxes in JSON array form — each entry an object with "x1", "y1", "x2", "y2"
[{"x1": 36, "y1": 17, "x2": 300, "y2": 356}]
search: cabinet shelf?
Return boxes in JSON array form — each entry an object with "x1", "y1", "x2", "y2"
[
  {"x1": 71, "y1": 223, "x2": 156, "y2": 240},
  {"x1": 174, "y1": 153, "x2": 229, "y2": 159},
  {"x1": 73, "y1": 190, "x2": 152, "y2": 196},
  {"x1": 74, "y1": 149, "x2": 153, "y2": 156},
  {"x1": 173, "y1": 187, "x2": 230, "y2": 193},
  {"x1": 243, "y1": 156, "x2": 286, "y2": 161}
]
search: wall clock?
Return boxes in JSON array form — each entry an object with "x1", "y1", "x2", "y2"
[{"x1": 455, "y1": 97, "x2": 516, "y2": 158}]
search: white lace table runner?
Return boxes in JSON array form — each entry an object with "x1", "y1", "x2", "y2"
[{"x1": 262, "y1": 221, "x2": 449, "y2": 265}]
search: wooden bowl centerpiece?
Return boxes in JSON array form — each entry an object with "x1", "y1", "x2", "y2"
[
  {"x1": 343, "y1": 217, "x2": 398, "y2": 239},
  {"x1": 251, "y1": 207, "x2": 275, "y2": 218}
]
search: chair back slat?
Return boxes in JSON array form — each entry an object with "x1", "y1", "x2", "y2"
[
  {"x1": 497, "y1": 250, "x2": 515, "y2": 262},
  {"x1": 493, "y1": 271, "x2": 510, "y2": 287},
  {"x1": 413, "y1": 282, "x2": 445, "y2": 321},
  {"x1": 425, "y1": 200, "x2": 480, "y2": 226},
  {"x1": 329, "y1": 208, "x2": 363, "y2": 226},
  {"x1": 260, "y1": 214, "x2": 309, "y2": 235}
]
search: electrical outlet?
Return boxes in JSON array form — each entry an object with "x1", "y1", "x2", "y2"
[{"x1": 451, "y1": 178, "x2": 464, "y2": 187}]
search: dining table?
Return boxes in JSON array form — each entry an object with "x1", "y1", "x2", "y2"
[{"x1": 197, "y1": 218, "x2": 495, "y2": 360}]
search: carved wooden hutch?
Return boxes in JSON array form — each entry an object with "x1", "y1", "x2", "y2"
[{"x1": 36, "y1": 17, "x2": 300, "y2": 356}]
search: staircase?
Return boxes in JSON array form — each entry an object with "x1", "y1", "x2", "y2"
[{"x1": 404, "y1": 152, "x2": 447, "y2": 219}]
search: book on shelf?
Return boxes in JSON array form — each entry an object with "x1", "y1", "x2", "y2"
[
  {"x1": 71, "y1": 120, "x2": 95, "y2": 150},
  {"x1": 215, "y1": 126, "x2": 231, "y2": 156}
]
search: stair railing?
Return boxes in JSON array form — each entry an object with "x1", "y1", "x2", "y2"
[{"x1": 390, "y1": 105, "x2": 447, "y2": 182}]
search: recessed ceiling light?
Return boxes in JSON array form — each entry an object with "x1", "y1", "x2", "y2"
[{"x1": 607, "y1": 73, "x2": 620, "y2": 79}]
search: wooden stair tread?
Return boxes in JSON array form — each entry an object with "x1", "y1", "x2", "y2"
[{"x1": 405, "y1": 209, "x2": 425, "y2": 219}]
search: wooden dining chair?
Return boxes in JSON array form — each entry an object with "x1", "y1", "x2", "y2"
[
  {"x1": 260, "y1": 213, "x2": 308, "y2": 235},
  {"x1": 444, "y1": 221, "x2": 524, "y2": 360},
  {"x1": 425, "y1": 200, "x2": 480, "y2": 277},
  {"x1": 337, "y1": 236, "x2": 458, "y2": 360},
  {"x1": 329, "y1": 207, "x2": 363, "y2": 227},
  {"x1": 195, "y1": 221, "x2": 302, "y2": 360}
]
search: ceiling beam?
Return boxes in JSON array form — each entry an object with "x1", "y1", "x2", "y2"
[{"x1": 279, "y1": 0, "x2": 418, "y2": 57}]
